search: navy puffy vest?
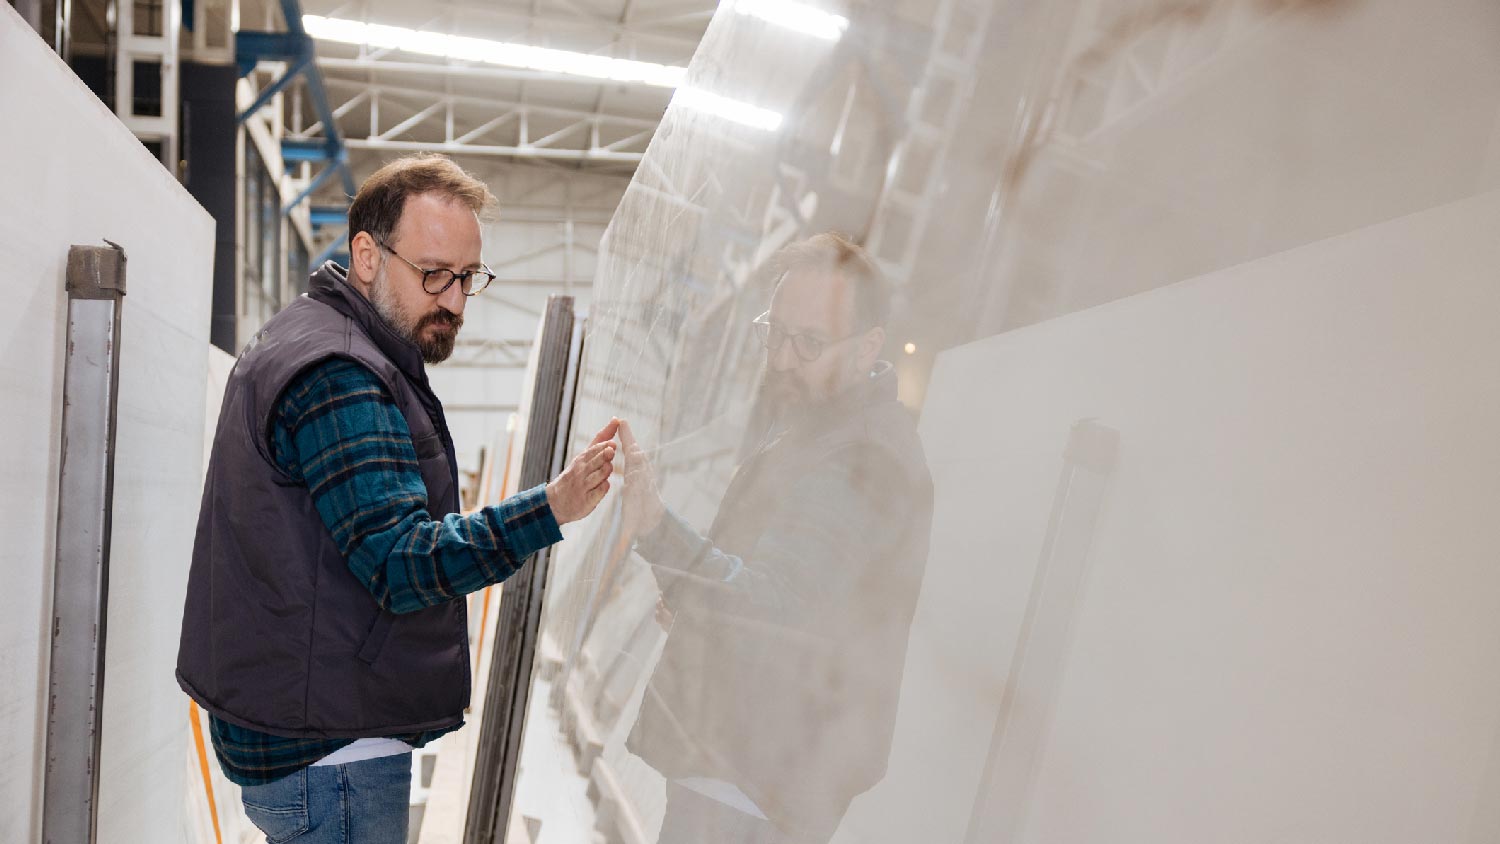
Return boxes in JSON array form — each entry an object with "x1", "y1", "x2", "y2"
[{"x1": 177, "y1": 263, "x2": 469, "y2": 737}]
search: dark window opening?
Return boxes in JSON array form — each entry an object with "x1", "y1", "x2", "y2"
[{"x1": 132, "y1": 60, "x2": 162, "y2": 117}]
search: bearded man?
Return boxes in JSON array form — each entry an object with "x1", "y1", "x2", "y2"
[
  {"x1": 177, "y1": 154, "x2": 618, "y2": 844},
  {"x1": 620, "y1": 233, "x2": 934, "y2": 844}
]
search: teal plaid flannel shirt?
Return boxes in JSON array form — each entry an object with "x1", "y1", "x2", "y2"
[{"x1": 210, "y1": 358, "x2": 561, "y2": 786}]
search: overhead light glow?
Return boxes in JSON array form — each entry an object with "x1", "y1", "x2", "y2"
[
  {"x1": 904, "y1": 342, "x2": 917, "y2": 355},
  {"x1": 302, "y1": 15, "x2": 688, "y2": 88},
  {"x1": 671, "y1": 86, "x2": 783, "y2": 132},
  {"x1": 302, "y1": 14, "x2": 784, "y2": 132},
  {"x1": 733, "y1": 0, "x2": 849, "y2": 41}
]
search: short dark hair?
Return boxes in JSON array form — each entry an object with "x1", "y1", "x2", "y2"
[
  {"x1": 347, "y1": 154, "x2": 496, "y2": 246},
  {"x1": 771, "y1": 232, "x2": 890, "y2": 329}
]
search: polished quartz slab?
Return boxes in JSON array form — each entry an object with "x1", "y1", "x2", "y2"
[{"x1": 500, "y1": 0, "x2": 1500, "y2": 841}]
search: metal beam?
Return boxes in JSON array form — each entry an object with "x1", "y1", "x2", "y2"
[
  {"x1": 282, "y1": 137, "x2": 340, "y2": 163},
  {"x1": 279, "y1": 0, "x2": 357, "y2": 198},
  {"x1": 344, "y1": 138, "x2": 643, "y2": 163},
  {"x1": 603, "y1": 128, "x2": 654, "y2": 152},
  {"x1": 43, "y1": 242, "x2": 127, "y2": 844},
  {"x1": 283, "y1": 161, "x2": 347, "y2": 216},
  {"x1": 239, "y1": 2, "x2": 357, "y2": 203},
  {"x1": 487, "y1": 240, "x2": 570, "y2": 272},
  {"x1": 374, "y1": 100, "x2": 446, "y2": 142},
  {"x1": 312, "y1": 227, "x2": 349, "y2": 269},
  {"x1": 527, "y1": 119, "x2": 589, "y2": 150},
  {"x1": 452, "y1": 111, "x2": 516, "y2": 145},
  {"x1": 235, "y1": 30, "x2": 310, "y2": 76},
  {"x1": 482, "y1": 292, "x2": 542, "y2": 318},
  {"x1": 309, "y1": 205, "x2": 347, "y2": 227},
  {"x1": 448, "y1": 337, "x2": 532, "y2": 368},
  {"x1": 299, "y1": 88, "x2": 370, "y2": 138},
  {"x1": 314, "y1": 55, "x2": 680, "y2": 89},
  {"x1": 238, "y1": 57, "x2": 311, "y2": 123},
  {"x1": 313, "y1": 79, "x2": 660, "y2": 134}
]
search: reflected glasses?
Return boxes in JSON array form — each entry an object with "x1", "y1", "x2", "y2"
[
  {"x1": 751, "y1": 311, "x2": 856, "y2": 362},
  {"x1": 378, "y1": 239, "x2": 496, "y2": 296}
]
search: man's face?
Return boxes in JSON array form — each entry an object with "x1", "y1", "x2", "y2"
[
  {"x1": 367, "y1": 192, "x2": 483, "y2": 364},
  {"x1": 760, "y1": 267, "x2": 870, "y2": 413}
]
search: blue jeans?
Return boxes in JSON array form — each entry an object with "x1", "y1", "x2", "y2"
[{"x1": 240, "y1": 753, "x2": 412, "y2": 844}]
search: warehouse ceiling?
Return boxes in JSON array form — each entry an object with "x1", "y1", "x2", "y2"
[{"x1": 245, "y1": 0, "x2": 716, "y2": 185}]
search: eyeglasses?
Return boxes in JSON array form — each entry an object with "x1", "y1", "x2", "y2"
[
  {"x1": 377, "y1": 239, "x2": 496, "y2": 296},
  {"x1": 751, "y1": 311, "x2": 857, "y2": 362}
]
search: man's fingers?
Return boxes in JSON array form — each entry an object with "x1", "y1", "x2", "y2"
[
  {"x1": 585, "y1": 478, "x2": 610, "y2": 507},
  {"x1": 582, "y1": 440, "x2": 613, "y2": 458},
  {"x1": 590, "y1": 417, "x2": 621, "y2": 446},
  {"x1": 618, "y1": 418, "x2": 639, "y2": 450},
  {"x1": 578, "y1": 442, "x2": 614, "y2": 468},
  {"x1": 588, "y1": 445, "x2": 616, "y2": 469},
  {"x1": 584, "y1": 465, "x2": 610, "y2": 489}
]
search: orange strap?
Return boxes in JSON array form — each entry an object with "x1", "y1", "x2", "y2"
[
  {"x1": 471, "y1": 428, "x2": 519, "y2": 678},
  {"x1": 472, "y1": 584, "x2": 496, "y2": 684},
  {"x1": 189, "y1": 701, "x2": 224, "y2": 844}
]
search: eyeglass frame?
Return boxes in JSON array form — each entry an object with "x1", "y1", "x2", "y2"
[
  {"x1": 376, "y1": 237, "x2": 496, "y2": 296},
  {"x1": 750, "y1": 311, "x2": 865, "y2": 363}
]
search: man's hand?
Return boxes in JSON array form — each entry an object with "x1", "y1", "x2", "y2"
[
  {"x1": 619, "y1": 419, "x2": 666, "y2": 538},
  {"x1": 654, "y1": 594, "x2": 675, "y2": 631},
  {"x1": 546, "y1": 419, "x2": 620, "y2": 525}
]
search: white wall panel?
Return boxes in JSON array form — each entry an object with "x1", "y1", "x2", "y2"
[
  {"x1": 0, "y1": 6, "x2": 215, "y2": 842},
  {"x1": 854, "y1": 187, "x2": 1500, "y2": 844}
]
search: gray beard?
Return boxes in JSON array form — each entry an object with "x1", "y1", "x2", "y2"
[{"x1": 370, "y1": 267, "x2": 460, "y2": 364}]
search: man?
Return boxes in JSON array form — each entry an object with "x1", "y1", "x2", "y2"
[
  {"x1": 618, "y1": 233, "x2": 934, "y2": 844},
  {"x1": 176, "y1": 154, "x2": 618, "y2": 843}
]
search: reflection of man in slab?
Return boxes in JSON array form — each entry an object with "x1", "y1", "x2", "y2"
[{"x1": 619, "y1": 233, "x2": 934, "y2": 844}]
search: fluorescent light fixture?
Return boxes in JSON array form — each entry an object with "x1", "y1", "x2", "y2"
[
  {"x1": 671, "y1": 86, "x2": 784, "y2": 131},
  {"x1": 733, "y1": 0, "x2": 849, "y2": 41},
  {"x1": 302, "y1": 15, "x2": 687, "y2": 88},
  {"x1": 302, "y1": 14, "x2": 784, "y2": 132}
]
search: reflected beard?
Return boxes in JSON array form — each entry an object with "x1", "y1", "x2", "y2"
[
  {"x1": 758, "y1": 370, "x2": 833, "y2": 423},
  {"x1": 413, "y1": 310, "x2": 462, "y2": 364},
  {"x1": 758, "y1": 358, "x2": 865, "y2": 428},
  {"x1": 371, "y1": 271, "x2": 463, "y2": 364},
  {"x1": 759, "y1": 370, "x2": 806, "y2": 412}
]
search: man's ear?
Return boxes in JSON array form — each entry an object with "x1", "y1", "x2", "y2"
[{"x1": 349, "y1": 231, "x2": 381, "y2": 291}]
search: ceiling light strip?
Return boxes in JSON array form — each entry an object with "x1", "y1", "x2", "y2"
[{"x1": 301, "y1": 14, "x2": 788, "y2": 132}]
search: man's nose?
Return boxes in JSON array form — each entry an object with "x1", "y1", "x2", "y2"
[
  {"x1": 769, "y1": 339, "x2": 799, "y2": 372},
  {"x1": 437, "y1": 280, "x2": 466, "y2": 316}
]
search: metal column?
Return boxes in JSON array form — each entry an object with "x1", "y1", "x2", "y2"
[
  {"x1": 42, "y1": 242, "x2": 127, "y2": 844},
  {"x1": 465, "y1": 296, "x2": 581, "y2": 844}
]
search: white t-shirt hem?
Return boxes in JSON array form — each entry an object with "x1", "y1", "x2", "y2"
[{"x1": 312, "y1": 737, "x2": 414, "y2": 767}]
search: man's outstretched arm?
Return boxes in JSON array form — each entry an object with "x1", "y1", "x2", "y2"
[{"x1": 274, "y1": 358, "x2": 616, "y2": 614}]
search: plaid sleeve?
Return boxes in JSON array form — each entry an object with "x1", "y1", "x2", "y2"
[{"x1": 274, "y1": 358, "x2": 563, "y2": 614}]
